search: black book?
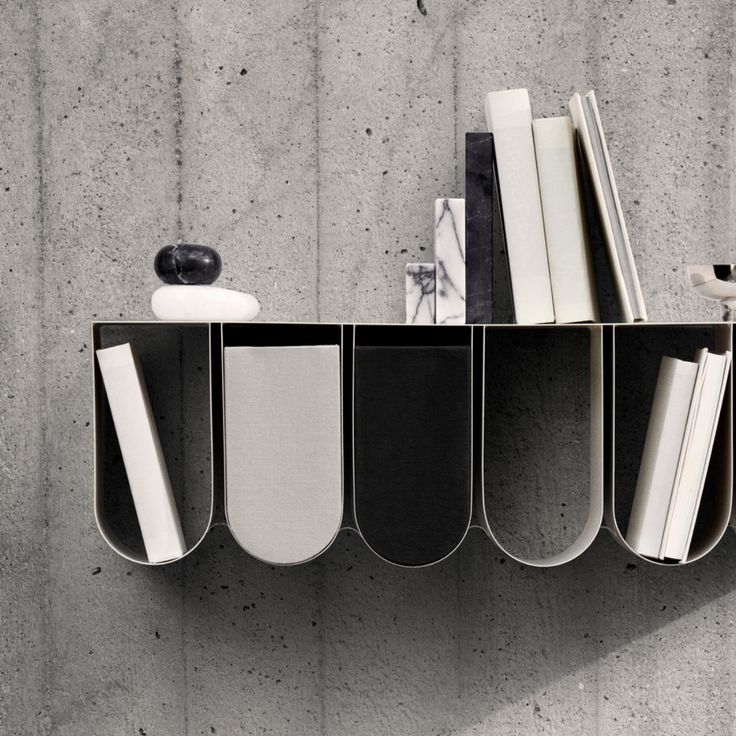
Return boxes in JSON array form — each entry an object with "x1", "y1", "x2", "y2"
[
  {"x1": 465, "y1": 132, "x2": 495, "y2": 323},
  {"x1": 353, "y1": 345, "x2": 472, "y2": 566}
]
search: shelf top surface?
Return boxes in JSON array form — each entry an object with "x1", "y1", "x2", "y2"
[{"x1": 92, "y1": 320, "x2": 730, "y2": 328}]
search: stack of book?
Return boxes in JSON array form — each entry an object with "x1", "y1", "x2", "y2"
[
  {"x1": 626, "y1": 348, "x2": 731, "y2": 562},
  {"x1": 405, "y1": 88, "x2": 647, "y2": 326}
]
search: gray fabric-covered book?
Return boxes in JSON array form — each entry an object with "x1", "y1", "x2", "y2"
[{"x1": 223, "y1": 345, "x2": 343, "y2": 565}]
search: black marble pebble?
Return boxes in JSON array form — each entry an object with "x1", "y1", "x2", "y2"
[{"x1": 154, "y1": 243, "x2": 222, "y2": 285}]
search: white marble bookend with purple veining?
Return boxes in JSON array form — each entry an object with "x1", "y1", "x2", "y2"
[
  {"x1": 405, "y1": 263, "x2": 435, "y2": 324},
  {"x1": 434, "y1": 198, "x2": 466, "y2": 325}
]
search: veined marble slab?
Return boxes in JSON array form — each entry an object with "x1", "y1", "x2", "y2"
[
  {"x1": 405, "y1": 263, "x2": 435, "y2": 324},
  {"x1": 434, "y1": 198, "x2": 466, "y2": 325}
]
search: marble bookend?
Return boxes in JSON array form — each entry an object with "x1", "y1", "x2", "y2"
[
  {"x1": 434, "y1": 198, "x2": 466, "y2": 325},
  {"x1": 405, "y1": 263, "x2": 435, "y2": 324},
  {"x1": 465, "y1": 133, "x2": 494, "y2": 324},
  {"x1": 151, "y1": 285, "x2": 260, "y2": 321}
]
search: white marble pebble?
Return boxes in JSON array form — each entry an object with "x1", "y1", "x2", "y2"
[
  {"x1": 151, "y1": 285, "x2": 261, "y2": 321},
  {"x1": 405, "y1": 263, "x2": 435, "y2": 324},
  {"x1": 434, "y1": 198, "x2": 466, "y2": 325}
]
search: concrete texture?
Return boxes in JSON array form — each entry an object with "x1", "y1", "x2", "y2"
[{"x1": 3, "y1": 0, "x2": 736, "y2": 733}]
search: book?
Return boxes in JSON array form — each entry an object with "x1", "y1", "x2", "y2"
[
  {"x1": 96, "y1": 342, "x2": 187, "y2": 563},
  {"x1": 660, "y1": 349, "x2": 731, "y2": 561},
  {"x1": 484, "y1": 89, "x2": 555, "y2": 325},
  {"x1": 532, "y1": 116, "x2": 600, "y2": 324},
  {"x1": 465, "y1": 132, "x2": 494, "y2": 323},
  {"x1": 434, "y1": 198, "x2": 466, "y2": 325},
  {"x1": 353, "y1": 345, "x2": 472, "y2": 566},
  {"x1": 569, "y1": 91, "x2": 646, "y2": 323},
  {"x1": 625, "y1": 356, "x2": 698, "y2": 558},
  {"x1": 223, "y1": 345, "x2": 343, "y2": 565}
]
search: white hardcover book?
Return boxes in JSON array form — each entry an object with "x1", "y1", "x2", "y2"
[
  {"x1": 660, "y1": 350, "x2": 731, "y2": 562},
  {"x1": 96, "y1": 343, "x2": 187, "y2": 563},
  {"x1": 484, "y1": 89, "x2": 555, "y2": 325},
  {"x1": 532, "y1": 116, "x2": 600, "y2": 324},
  {"x1": 657, "y1": 348, "x2": 709, "y2": 558},
  {"x1": 625, "y1": 356, "x2": 698, "y2": 558},
  {"x1": 224, "y1": 345, "x2": 343, "y2": 565},
  {"x1": 569, "y1": 91, "x2": 646, "y2": 323}
]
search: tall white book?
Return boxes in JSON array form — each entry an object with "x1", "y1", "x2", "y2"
[
  {"x1": 660, "y1": 349, "x2": 731, "y2": 561},
  {"x1": 224, "y1": 345, "x2": 343, "y2": 565},
  {"x1": 569, "y1": 90, "x2": 646, "y2": 323},
  {"x1": 96, "y1": 342, "x2": 187, "y2": 563},
  {"x1": 625, "y1": 356, "x2": 698, "y2": 558},
  {"x1": 484, "y1": 89, "x2": 555, "y2": 325},
  {"x1": 532, "y1": 116, "x2": 600, "y2": 324}
]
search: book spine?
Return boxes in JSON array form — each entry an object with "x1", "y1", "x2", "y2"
[
  {"x1": 405, "y1": 263, "x2": 435, "y2": 324},
  {"x1": 465, "y1": 133, "x2": 494, "y2": 324},
  {"x1": 223, "y1": 345, "x2": 343, "y2": 565},
  {"x1": 532, "y1": 116, "x2": 600, "y2": 324},
  {"x1": 434, "y1": 198, "x2": 466, "y2": 325},
  {"x1": 484, "y1": 89, "x2": 555, "y2": 325},
  {"x1": 96, "y1": 343, "x2": 187, "y2": 563}
]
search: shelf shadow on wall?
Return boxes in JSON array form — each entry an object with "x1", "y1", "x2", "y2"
[{"x1": 146, "y1": 523, "x2": 736, "y2": 733}]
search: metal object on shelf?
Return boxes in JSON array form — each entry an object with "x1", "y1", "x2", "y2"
[{"x1": 687, "y1": 264, "x2": 736, "y2": 321}]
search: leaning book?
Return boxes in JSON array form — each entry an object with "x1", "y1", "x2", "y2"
[
  {"x1": 96, "y1": 342, "x2": 187, "y2": 563},
  {"x1": 569, "y1": 90, "x2": 646, "y2": 323}
]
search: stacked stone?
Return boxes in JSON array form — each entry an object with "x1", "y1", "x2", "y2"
[{"x1": 151, "y1": 243, "x2": 260, "y2": 320}]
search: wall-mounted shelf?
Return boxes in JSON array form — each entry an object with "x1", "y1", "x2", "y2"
[{"x1": 92, "y1": 321, "x2": 734, "y2": 569}]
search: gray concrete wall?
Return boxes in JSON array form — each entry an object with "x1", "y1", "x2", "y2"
[{"x1": 2, "y1": 0, "x2": 736, "y2": 733}]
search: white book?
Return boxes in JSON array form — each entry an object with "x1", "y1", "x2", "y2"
[
  {"x1": 484, "y1": 89, "x2": 555, "y2": 325},
  {"x1": 660, "y1": 349, "x2": 731, "y2": 562},
  {"x1": 657, "y1": 348, "x2": 709, "y2": 557},
  {"x1": 96, "y1": 343, "x2": 187, "y2": 563},
  {"x1": 569, "y1": 91, "x2": 646, "y2": 323},
  {"x1": 224, "y1": 345, "x2": 343, "y2": 565},
  {"x1": 532, "y1": 116, "x2": 600, "y2": 324},
  {"x1": 625, "y1": 356, "x2": 698, "y2": 558}
]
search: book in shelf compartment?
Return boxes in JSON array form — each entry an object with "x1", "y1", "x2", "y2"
[
  {"x1": 626, "y1": 348, "x2": 731, "y2": 562},
  {"x1": 532, "y1": 116, "x2": 600, "y2": 324},
  {"x1": 223, "y1": 345, "x2": 343, "y2": 565},
  {"x1": 484, "y1": 88, "x2": 555, "y2": 325},
  {"x1": 569, "y1": 90, "x2": 646, "y2": 323},
  {"x1": 660, "y1": 349, "x2": 731, "y2": 561},
  {"x1": 95, "y1": 342, "x2": 187, "y2": 564},
  {"x1": 353, "y1": 344, "x2": 472, "y2": 566},
  {"x1": 625, "y1": 356, "x2": 698, "y2": 558}
]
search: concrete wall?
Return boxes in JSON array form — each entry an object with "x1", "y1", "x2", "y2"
[{"x1": 2, "y1": 0, "x2": 736, "y2": 733}]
